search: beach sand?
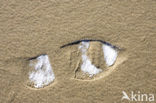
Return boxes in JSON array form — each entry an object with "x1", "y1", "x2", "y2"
[{"x1": 0, "y1": 0, "x2": 156, "y2": 103}]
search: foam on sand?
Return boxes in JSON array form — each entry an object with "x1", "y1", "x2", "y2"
[
  {"x1": 79, "y1": 42, "x2": 102, "y2": 76},
  {"x1": 102, "y1": 44, "x2": 118, "y2": 66},
  {"x1": 29, "y1": 55, "x2": 55, "y2": 88}
]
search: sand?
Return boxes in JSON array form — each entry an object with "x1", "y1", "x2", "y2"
[{"x1": 0, "y1": 0, "x2": 156, "y2": 103}]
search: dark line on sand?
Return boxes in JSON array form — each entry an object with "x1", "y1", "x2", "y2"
[{"x1": 60, "y1": 39, "x2": 118, "y2": 49}]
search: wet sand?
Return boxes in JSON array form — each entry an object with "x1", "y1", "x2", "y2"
[{"x1": 0, "y1": 0, "x2": 156, "y2": 103}]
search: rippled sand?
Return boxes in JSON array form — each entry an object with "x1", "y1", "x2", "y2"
[{"x1": 0, "y1": 0, "x2": 155, "y2": 103}]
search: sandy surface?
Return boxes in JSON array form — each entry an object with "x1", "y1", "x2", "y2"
[{"x1": 0, "y1": 0, "x2": 156, "y2": 103}]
